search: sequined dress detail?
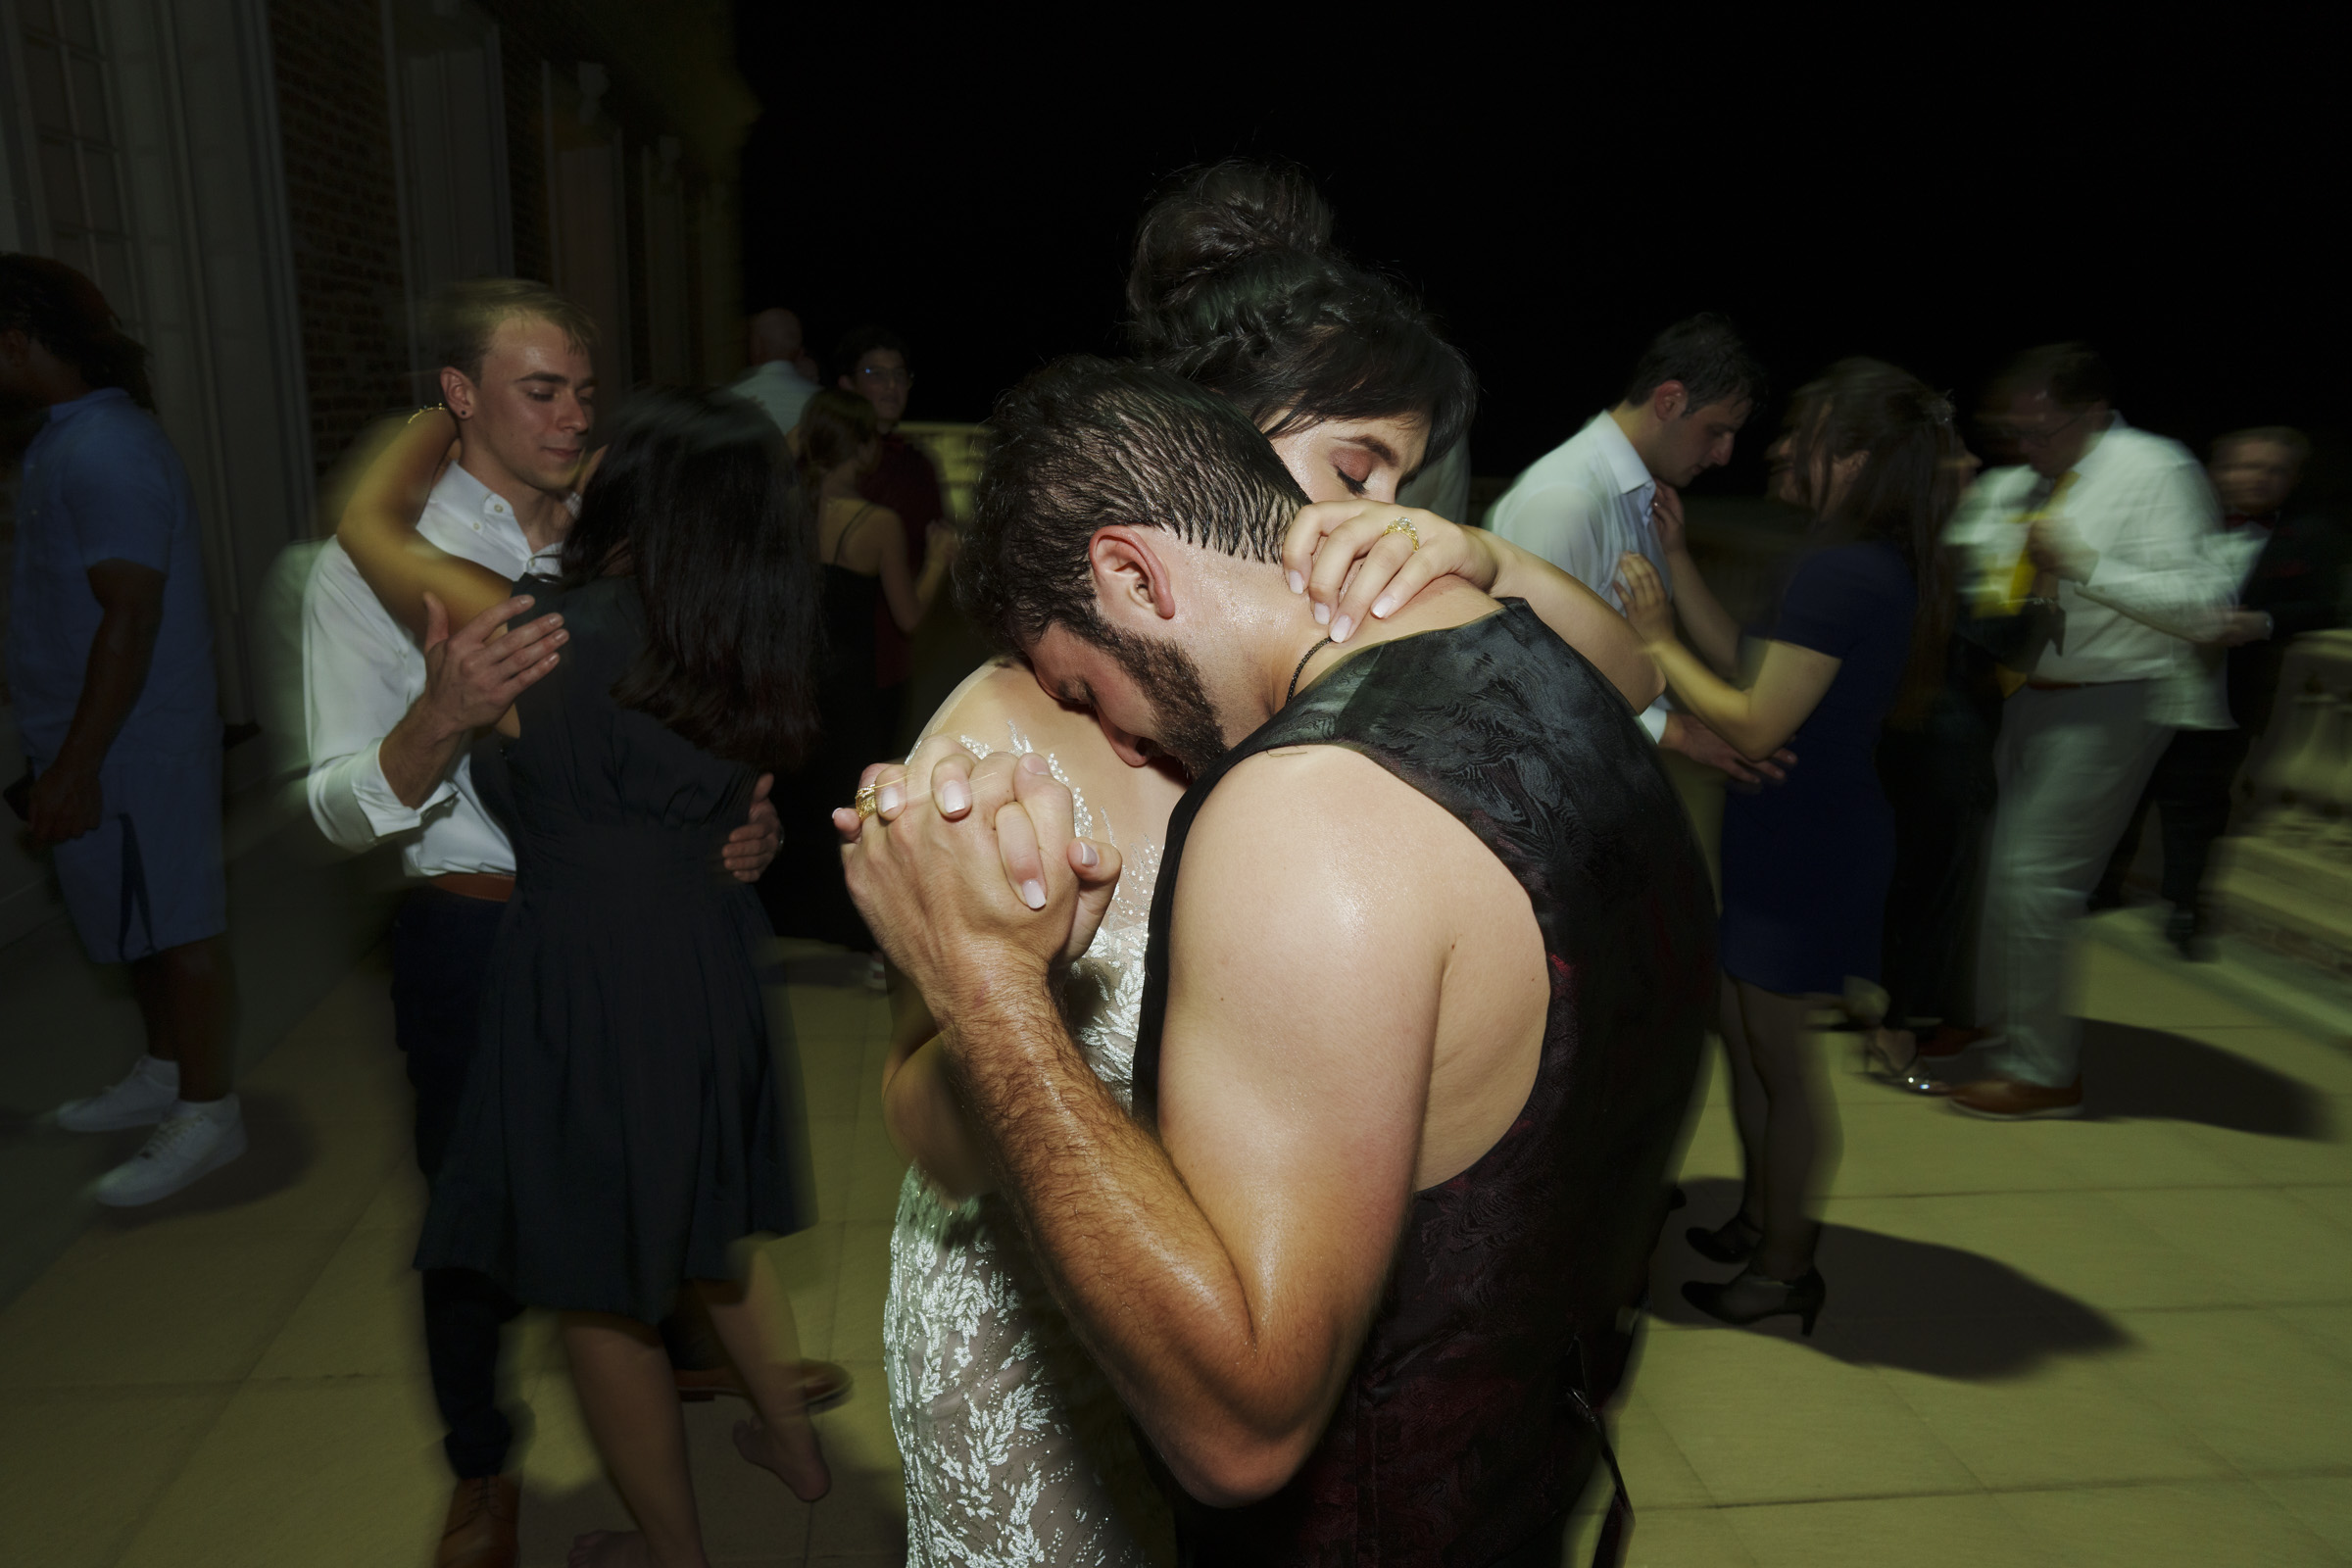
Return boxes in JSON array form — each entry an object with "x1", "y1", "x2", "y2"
[{"x1": 885, "y1": 724, "x2": 1169, "y2": 1566}]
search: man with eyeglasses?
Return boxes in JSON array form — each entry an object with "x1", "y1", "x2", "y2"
[
  {"x1": 1940, "y1": 343, "x2": 2231, "y2": 1120},
  {"x1": 836, "y1": 323, "x2": 947, "y2": 742}
]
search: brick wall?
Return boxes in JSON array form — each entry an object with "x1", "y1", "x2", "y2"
[{"x1": 267, "y1": 0, "x2": 411, "y2": 478}]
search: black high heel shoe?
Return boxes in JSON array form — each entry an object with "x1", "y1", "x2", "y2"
[
  {"x1": 1682, "y1": 1267, "x2": 1827, "y2": 1337},
  {"x1": 1686, "y1": 1211, "x2": 1762, "y2": 1264}
]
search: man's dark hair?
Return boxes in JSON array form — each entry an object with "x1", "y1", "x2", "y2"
[
  {"x1": 833, "y1": 323, "x2": 911, "y2": 380},
  {"x1": 1996, "y1": 342, "x2": 2112, "y2": 411},
  {"x1": 559, "y1": 384, "x2": 821, "y2": 771},
  {"x1": 962, "y1": 355, "x2": 1307, "y2": 653},
  {"x1": 1126, "y1": 160, "x2": 1477, "y2": 469},
  {"x1": 426, "y1": 277, "x2": 597, "y2": 386},
  {"x1": 0, "y1": 253, "x2": 154, "y2": 409},
  {"x1": 1620, "y1": 313, "x2": 1766, "y2": 415}
]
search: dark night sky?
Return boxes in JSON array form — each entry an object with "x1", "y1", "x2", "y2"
[{"x1": 731, "y1": 21, "x2": 2349, "y2": 503}]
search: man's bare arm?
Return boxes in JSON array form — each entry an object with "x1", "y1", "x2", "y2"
[{"x1": 848, "y1": 747, "x2": 1438, "y2": 1503}]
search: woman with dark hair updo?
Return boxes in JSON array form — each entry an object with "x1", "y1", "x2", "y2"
[
  {"x1": 338, "y1": 386, "x2": 836, "y2": 1567},
  {"x1": 869, "y1": 161, "x2": 1661, "y2": 1567},
  {"x1": 1616, "y1": 359, "x2": 1968, "y2": 1338},
  {"x1": 759, "y1": 388, "x2": 953, "y2": 977}
]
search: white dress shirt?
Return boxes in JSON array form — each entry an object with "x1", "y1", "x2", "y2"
[
  {"x1": 731, "y1": 360, "x2": 821, "y2": 437},
  {"x1": 301, "y1": 463, "x2": 564, "y2": 876},
  {"x1": 1489, "y1": 412, "x2": 1673, "y2": 740},
  {"x1": 1949, "y1": 416, "x2": 2230, "y2": 715}
]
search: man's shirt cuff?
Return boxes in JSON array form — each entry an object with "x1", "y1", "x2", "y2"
[{"x1": 1638, "y1": 700, "x2": 1672, "y2": 744}]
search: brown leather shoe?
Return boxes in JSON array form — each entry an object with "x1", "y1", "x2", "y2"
[
  {"x1": 1947, "y1": 1076, "x2": 2083, "y2": 1120},
  {"x1": 437, "y1": 1474, "x2": 517, "y2": 1568},
  {"x1": 672, "y1": 1358, "x2": 853, "y2": 1413}
]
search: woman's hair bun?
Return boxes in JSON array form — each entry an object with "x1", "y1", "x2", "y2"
[{"x1": 1125, "y1": 160, "x2": 1336, "y2": 331}]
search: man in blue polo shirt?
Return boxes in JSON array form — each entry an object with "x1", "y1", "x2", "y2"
[{"x1": 2, "y1": 255, "x2": 238, "y2": 1205}]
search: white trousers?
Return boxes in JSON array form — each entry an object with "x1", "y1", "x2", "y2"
[{"x1": 1976, "y1": 683, "x2": 2173, "y2": 1088}]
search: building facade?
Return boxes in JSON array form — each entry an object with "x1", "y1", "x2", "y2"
[{"x1": 0, "y1": 0, "x2": 755, "y2": 944}]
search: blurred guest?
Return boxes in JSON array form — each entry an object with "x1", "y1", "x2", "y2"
[
  {"x1": 311, "y1": 280, "x2": 813, "y2": 1568},
  {"x1": 760, "y1": 389, "x2": 951, "y2": 976},
  {"x1": 731, "y1": 307, "x2": 822, "y2": 437},
  {"x1": 343, "y1": 385, "x2": 837, "y2": 1568},
  {"x1": 1618, "y1": 360, "x2": 1962, "y2": 1333},
  {"x1": 2093, "y1": 426, "x2": 2346, "y2": 952},
  {"x1": 1492, "y1": 313, "x2": 1788, "y2": 783},
  {"x1": 1942, "y1": 345, "x2": 2230, "y2": 1119},
  {"x1": 2, "y1": 254, "x2": 238, "y2": 1207},
  {"x1": 835, "y1": 323, "x2": 945, "y2": 741}
]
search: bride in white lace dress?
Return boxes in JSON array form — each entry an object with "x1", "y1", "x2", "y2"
[
  {"x1": 869, "y1": 161, "x2": 1660, "y2": 1567},
  {"x1": 880, "y1": 661, "x2": 1184, "y2": 1565}
]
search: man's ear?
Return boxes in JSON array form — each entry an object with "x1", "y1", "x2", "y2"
[
  {"x1": 1089, "y1": 526, "x2": 1178, "y2": 625},
  {"x1": 440, "y1": 366, "x2": 477, "y2": 419},
  {"x1": 1651, "y1": 380, "x2": 1689, "y2": 422}
]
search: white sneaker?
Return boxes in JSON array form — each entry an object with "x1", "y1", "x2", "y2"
[
  {"x1": 93, "y1": 1097, "x2": 246, "y2": 1206},
  {"x1": 54, "y1": 1055, "x2": 181, "y2": 1132}
]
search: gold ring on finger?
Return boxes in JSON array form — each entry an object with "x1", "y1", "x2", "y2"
[
  {"x1": 854, "y1": 782, "x2": 881, "y2": 819},
  {"x1": 1383, "y1": 515, "x2": 1420, "y2": 552}
]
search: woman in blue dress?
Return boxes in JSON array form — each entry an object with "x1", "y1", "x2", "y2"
[{"x1": 1616, "y1": 360, "x2": 1966, "y2": 1335}]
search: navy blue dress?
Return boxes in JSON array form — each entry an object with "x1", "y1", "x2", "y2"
[
  {"x1": 1719, "y1": 540, "x2": 1918, "y2": 996},
  {"x1": 416, "y1": 575, "x2": 812, "y2": 1322}
]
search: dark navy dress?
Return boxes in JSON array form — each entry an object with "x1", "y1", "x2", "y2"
[
  {"x1": 415, "y1": 575, "x2": 812, "y2": 1322},
  {"x1": 1719, "y1": 540, "x2": 1918, "y2": 996}
]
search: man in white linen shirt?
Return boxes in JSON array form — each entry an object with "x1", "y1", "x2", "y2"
[
  {"x1": 1489, "y1": 313, "x2": 1787, "y2": 782},
  {"x1": 1942, "y1": 343, "x2": 2230, "y2": 1121},
  {"x1": 302, "y1": 279, "x2": 794, "y2": 1568},
  {"x1": 730, "y1": 307, "x2": 822, "y2": 438}
]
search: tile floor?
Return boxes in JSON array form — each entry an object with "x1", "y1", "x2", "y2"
[{"x1": 2, "y1": 935, "x2": 2349, "y2": 1565}]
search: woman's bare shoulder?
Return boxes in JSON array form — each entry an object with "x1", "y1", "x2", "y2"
[{"x1": 913, "y1": 658, "x2": 1096, "y2": 757}]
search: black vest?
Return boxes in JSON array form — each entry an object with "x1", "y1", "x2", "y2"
[{"x1": 1135, "y1": 604, "x2": 1713, "y2": 1565}]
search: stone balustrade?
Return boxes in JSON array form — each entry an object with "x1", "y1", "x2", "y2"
[{"x1": 2213, "y1": 627, "x2": 2352, "y2": 975}]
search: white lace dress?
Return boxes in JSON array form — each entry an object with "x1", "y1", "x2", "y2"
[{"x1": 884, "y1": 728, "x2": 1172, "y2": 1567}]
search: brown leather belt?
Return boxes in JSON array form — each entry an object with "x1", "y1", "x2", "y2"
[{"x1": 428, "y1": 872, "x2": 514, "y2": 903}]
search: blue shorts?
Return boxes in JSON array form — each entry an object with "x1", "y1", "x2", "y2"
[{"x1": 37, "y1": 742, "x2": 226, "y2": 963}]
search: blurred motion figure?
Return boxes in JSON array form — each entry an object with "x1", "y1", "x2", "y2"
[
  {"x1": 2093, "y1": 426, "x2": 2345, "y2": 951},
  {"x1": 730, "y1": 306, "x2": 822, "y2": 437},
  {"x1": 2, "y1": 254, "x2": 238, "y2": 1208},
  {"x1": 1942, "y1": 345, "x2": 2230, "y2": 1119}
]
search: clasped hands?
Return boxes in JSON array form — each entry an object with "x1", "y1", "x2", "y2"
[{"x1": 834, "y1": 739, "x2": 1124, "y2": 1012}]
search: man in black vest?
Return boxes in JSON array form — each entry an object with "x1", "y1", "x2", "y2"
[{"x1": 843, "y1": 359, "x2": 1710, "y2": 1565}]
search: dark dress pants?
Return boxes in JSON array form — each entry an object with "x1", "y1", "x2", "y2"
[
  {"x1": 1876, "y1": 686, "x2": 1999, "y2": 1029},
  {"x1": 2098, "y1": 725, "x2": 2256, "y2": 910},
  {"x1": 391, "y1": 886, "x2": 523, "y2": 1481}
]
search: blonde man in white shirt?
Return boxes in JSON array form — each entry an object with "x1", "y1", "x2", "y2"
[
  {"x1": 1941, "y1": 344, "x2": 2230, "y2": 1120},
  {"x1": 302, "y1": 280, "x2": 796, "y2": 1568},
  {"x1": 1490, "y1": 313, "x2": 1790, "y2": 783}
]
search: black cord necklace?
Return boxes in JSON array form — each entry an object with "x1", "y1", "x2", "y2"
[{"x1": 1286, "y1": 636, "x2": 1334, "y2": 704}]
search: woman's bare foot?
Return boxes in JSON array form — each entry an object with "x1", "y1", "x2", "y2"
[
  {"x1": 733, "y1": 1415, "x2": 832, "y2": 1501},
  {"x1": 568, "y1": 1529, "x2": 659, "y2": 1568}
]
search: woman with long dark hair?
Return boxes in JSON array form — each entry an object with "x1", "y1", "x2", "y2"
[
  {"x1": 339, "y1": 386, "x2": 833, "y2": 1567},
  {"x1": 871, "y1": 161, "x2": 1658, "y2": 1567},
  {"x1": 1616, "y1": 359, "x2": 1965, "y2": 1335},
  {"x1": 760, "y1": 387, "x2": 952, "y2": 971}
]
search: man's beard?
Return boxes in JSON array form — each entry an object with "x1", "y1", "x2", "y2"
[{"x1": 1087, "y1": 620, "x2": 1230, "y2": 780}]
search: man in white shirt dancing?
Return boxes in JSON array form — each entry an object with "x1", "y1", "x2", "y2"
[
  {"x1": 1490, "y1": 313, "x2": 1784, "y2": 782},
  {"x1": 1943, "y1": 343, "x2": 2230, "y2": 1119},
  {"x1": 302, "y1": 279, "x2": 799, "y2": 1568},
  {"x1": 730, "y1": 307, "x2": 822, "y2": 437}
]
